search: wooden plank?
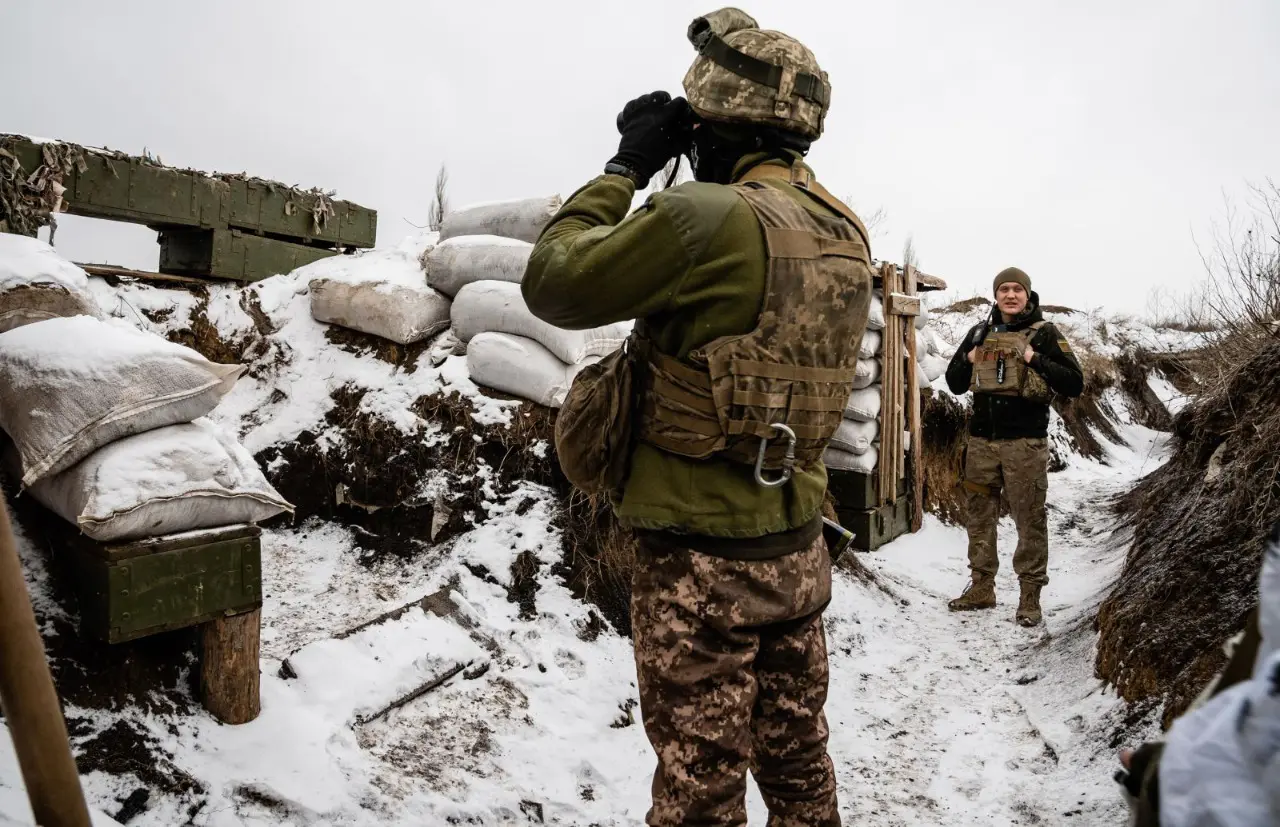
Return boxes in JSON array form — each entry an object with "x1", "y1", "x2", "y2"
[
  {"x1": 896, "y1": 267, "x2": 906, "y2": 486},
  {"x1": 200, "y1": 607, "x2": 262, "y2": 725},
  {"x1": 879, "y1": 262, "x2": 900, "y2": 505},
  {"x1": 888, "y1": 293, "x2": 921, "y2": 317},
  {"x1": 78, "y1": 263, "x2": 210, "y2": 287},
  {"x1": 905, "y1": 264, "x2": 924, "y2": 533}
]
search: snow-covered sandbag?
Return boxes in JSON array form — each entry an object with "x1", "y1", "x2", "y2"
[
  {"x1": 830, "y1": 418, "x2": 879, "y2": 456},
  {"x1": 438, "y1": 195, "x2": 562, "y2": 244},
  {"x1": 0, "y1": 316, "x2": 243, "y2": 486},
  {"x1": 921, "y1": 352, "x2": 948, "y2": 383},
  {"x1": 866, "y1": 296, "x2": 885, "y2": 331},
  {"x1": 824, "y1": 444, "x2": 878, "y2": 474},
  {"x1": 845, "y1": 385, "x2": 881, "y2": 422},
  {"x1": 915, "y1": 301, "x2": 930, "y2": 330},
  {"x1": 853, "y1": 358, "x2": 881, "y2": 390},
  {"x1": 425, "y1": 236, "x2": 533, "y2": 297},
  {"x1": 27, "y1": 418, "x2": 292, "y2": 542},
  {"x1": 466, "y1": 332, "x2": 595, "y2": 409},
  {"x1": 451, "y1": 280, "x2": 630, "y2": 364},
  {"x1": 0, "y1": 234, "x2": 100, "y2": 333},
  {"x1": 309, "y1": 278, "x2": 451, "y2": 345},
  {"x1": 859, "y1": 329, "x2": 882, "y2": 359}
]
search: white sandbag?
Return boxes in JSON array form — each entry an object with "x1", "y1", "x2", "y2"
[
  {"x1": 823, "y1": 444, "x2": 879, "y2": 474},
  {"x1": 845, "y1": 385, "x2": 881, "y2": 422},
  {"x1": 853, "y1": 358, "x2": 881, "y2": 390},
  {"x1": 310, "y1": 278, "x2": 451, "y2": 345},
  {"x1": 921, "y1": 352, "x2": 948, "y2": 382},
  {"x1": 859, "y1": 329, "x2": 882, "y2": 359},
  {"x1": 425, "y1": 236, "x2": 533, "y2": 297},
  {"x1": 0, "y1": 316, "x2": 243, "y2": 486},
  {"x1": 28, "y1": 418, "x2": 292, "y2": 542},
  {"x1": 0, "y1": 234, "x2": 100, "y2": 333},
  {"x1": 451, "y1": 280, "x2": 630, "y2": 364},
  {"x1": 830, "y1": 418, "x2": 879, "y2": 456},
  {"x1": 915, "y1": 301, "x2": 930, "y2": 330},
  {"x1": 467, "y1": 331, "x2": 582, "y2": 409},
  {"x1": 866, "y1": 295, "x2": 885, "y2": 331},
  {"x1": 438, "y1": 195, "x2": 562, "y2": 244}
]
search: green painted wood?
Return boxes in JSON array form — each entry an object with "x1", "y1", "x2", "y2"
[{"x1": 66, "y1": 527, "x2": 263, "y2": 644}]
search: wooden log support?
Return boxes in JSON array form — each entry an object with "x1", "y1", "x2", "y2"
[
  {"x1": 0, "y1": 500, "x2": 92, "y2": 827},
  {"x1": 200, "y1": 607, "x2": 262, "y2": 725},
  {"x1": 878, "y1": 262, "x2": 901, "y2": 506},
  {"x1": 904, "y1": 264, "x2": 924, "y2": 533}
]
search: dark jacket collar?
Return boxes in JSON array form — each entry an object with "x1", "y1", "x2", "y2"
[{"x1": 990, "y1": 291, "x2": 1044, "y2": 331}]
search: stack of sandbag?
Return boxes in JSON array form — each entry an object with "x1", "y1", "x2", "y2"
[
  {"x1": 452, "y1": 280, "x2": 630, "y2": 408},
  {"x1": 824, "y1": 293, "x2": 946, "y2": 475},
  {"x1": 0, "y1": 234, "x2": 101, "y2": 333},
  {"x1": 309, "y1": 242, "x2": 451, "y2": 345},
  {"x1": 424, "y1": 194, "x2": 561, "y2": 298},
  {"x1": 0, "y1": 315, "x2": 292, "y2": 541}
]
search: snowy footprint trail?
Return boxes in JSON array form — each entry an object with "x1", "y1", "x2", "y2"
[{"x1": 816, "y1": 421, "x2": 1169, "y2": 826}]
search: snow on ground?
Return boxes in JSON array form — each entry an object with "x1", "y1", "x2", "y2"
[
  {"x1": 0, "y1": 245, "x2": 1183, "y2": 825},
  {"x1": 2, "y1": 414, "x2": 1167, "y2": 826}
]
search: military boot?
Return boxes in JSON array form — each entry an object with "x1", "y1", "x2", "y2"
[
  {"x1": 1016, "y1": 581, "x2": 1043, "y2": 627},
  {"x1": 948, "y1": 575, "x2": 996, "y2": 611}
]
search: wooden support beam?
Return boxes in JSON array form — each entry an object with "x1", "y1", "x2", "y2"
[
  {"x1": 78, "y1": 263, "x2": 210, "y2": 288},
  {"x1": 879, "y1": 262, "x2": 901, "y2": 506},
  {"x1": 888, "y1": 293, "x2": 921, "y2": 318},
  {"x1": 200, "y1": 607, "x2": 262, "y2": 725},
  {"x1": 0, "y1": 500, "x2": 93, "y2": 827},
  {"x1": 905, "y1": 264, "x2": 924, "y2": 533}
]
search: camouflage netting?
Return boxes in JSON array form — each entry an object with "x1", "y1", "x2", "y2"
[
  {"x1": 0, "y1": 136, "x2": 87, "y2": 239},
  {"x1": 0, "y1": 134, "x2": 341, "y2": 238},
  {"x1": 1099, "y1": 330, "x2": 1280, "y2": 726}
]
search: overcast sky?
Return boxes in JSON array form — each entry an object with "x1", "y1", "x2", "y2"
[{"x1": 4, "y1": 0, "x2": 1277, "y2": 313}]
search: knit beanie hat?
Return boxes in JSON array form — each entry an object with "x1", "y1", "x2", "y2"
[{"x1": 993, "y1": 267, "x2": 1031, "y2": 295}]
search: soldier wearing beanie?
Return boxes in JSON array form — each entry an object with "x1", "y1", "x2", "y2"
[{"x1": 943, "y1": 267, "x2": 1083, "y2": 626}]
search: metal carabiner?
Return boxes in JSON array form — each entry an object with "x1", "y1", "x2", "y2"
[{"x1": 754, "y1": 423, "x2": 798, "y2": 488}]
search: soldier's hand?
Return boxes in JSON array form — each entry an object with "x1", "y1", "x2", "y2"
[
  {"x1": 966, "y1": 348, "x2": 977, "y2": 364},
  {"x1": 1023, "y1": 345, "x2": 1035, "y2": 364},
  {"x1": 606, "y1": 91, "x2": 693, "y2": 189}
]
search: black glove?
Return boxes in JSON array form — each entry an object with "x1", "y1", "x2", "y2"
[{"x1": 605, "y1": 91, "x2": 693, "y2": 189}]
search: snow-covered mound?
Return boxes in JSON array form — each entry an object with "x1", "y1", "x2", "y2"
[{"x1": 0, "y1": 239, "x2": 1204, "y2": 825}]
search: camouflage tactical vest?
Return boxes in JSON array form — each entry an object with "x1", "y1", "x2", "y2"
[
  {"x1": 969, "y1": 322, "x2": 1053, "y2": 403},
  {"x1": 637, "y1": 163, "x2": 874, "y2": 472}
]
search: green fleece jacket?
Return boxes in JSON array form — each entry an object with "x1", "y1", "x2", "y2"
[{"x1": 522, "y1": 157, "x2": 842, "y2": 538}]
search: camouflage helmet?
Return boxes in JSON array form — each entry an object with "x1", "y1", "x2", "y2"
[{"x1": 682, "y1": 8, "x2": 830, "y2": 141}]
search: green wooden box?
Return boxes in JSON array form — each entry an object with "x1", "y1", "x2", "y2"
[
  {"x1": 827, "y1": 469, "x2": 906, "y2": 511},
  {"x1": 64, "y1": 525, "x2": 263, "y2": 644},
  {"x1": 158, "y1": 227, "x2": 337, "y2": 282},
  {"x1": 1, "y1": 135, "x2": 377, "y2": 249},
  {"x1": 836, "y1": 497, "x2": 912, "y2": 552}
]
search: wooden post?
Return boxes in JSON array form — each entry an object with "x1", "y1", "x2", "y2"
[
  {"x1": 905, "y1": 264, "x2": 924, "y2": 532},
  {"x1": 200, "y1": 607, "x2": 262, "y2": 725},
  {"x1": 0, "y1": 501, "x2": 93, "y2": 827},
  {"x1": 878, "y1": 262, "x2": 900, "y2": 506}
]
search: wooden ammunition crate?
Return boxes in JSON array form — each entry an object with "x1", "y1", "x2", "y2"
[
  {"x1": 158, "y1": 227, "x2": 337, "y2": 282},
  {"x1": 836, "y1": 497, "x2": 912, "y2": 552},
  {"x1": 64, "y1": 524, "x2": 262, "y2": 644},
  {"x1": 828, "y1": 469, "x2": 906, "y2": 511}
]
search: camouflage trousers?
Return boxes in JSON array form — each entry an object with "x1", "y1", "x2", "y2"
[
  {"x1": 964, "y1": 436, "x2": 1050, "y2": 586},
  {"x1": 630, "y1": 534, "x2": 839, "y2": 827}
]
